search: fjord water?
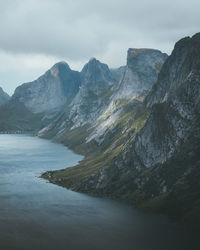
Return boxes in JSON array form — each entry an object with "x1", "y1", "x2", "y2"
[{"x1": 0, "y1": 135, "x2": 196, "y2": 250}]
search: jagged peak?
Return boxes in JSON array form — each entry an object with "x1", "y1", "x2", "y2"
[
  {"x1": 51, "y1": 61, "x2": 70, "y2": 70},
  {"x1": 81, "y1": 57, "x2": 109, "y2": 73},
  {"x1": 50, "y1": 61, "x2": 71, "y2": 77}
]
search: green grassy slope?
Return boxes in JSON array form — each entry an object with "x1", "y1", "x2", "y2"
[{"x1": 42, "y1": 98, "x2": 149, "y2": 195}]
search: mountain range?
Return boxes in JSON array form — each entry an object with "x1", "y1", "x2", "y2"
[{"x1": 0, "y1": 33, "x2": 200, "y2": 226}]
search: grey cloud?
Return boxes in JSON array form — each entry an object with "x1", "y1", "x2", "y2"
[{"x1": 0, "y1": 0, "x2": 200, "y2": 61}]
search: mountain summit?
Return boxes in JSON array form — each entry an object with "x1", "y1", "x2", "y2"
[{"x1": 13, "y1": 62, "x2": 80, "y2": 113}]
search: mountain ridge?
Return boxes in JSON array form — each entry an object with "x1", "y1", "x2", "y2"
[
  {"x1": 1, "y1": 34, "x2": 199, "y2": 226},
  {"x1": 41, "y1": 33, "x2": 200, "y2": 226}
]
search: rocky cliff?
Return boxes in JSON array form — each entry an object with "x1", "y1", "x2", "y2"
[
  {"x1": 13, "y1": 62, "x2": 81, "y2": 114},
  {"x1": 42, "y1": 33, "x2": 200, "y2": 225}
]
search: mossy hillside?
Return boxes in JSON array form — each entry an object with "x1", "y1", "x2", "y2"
[
  {"x1": 42, "y1": 99, "x2": 149, "y2": 194},
  {"x1": 94, "y1": 98, "x2": 150, "y2": 153}
]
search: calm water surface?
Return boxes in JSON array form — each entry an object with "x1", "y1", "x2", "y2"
[{"x1": 0, "y1": 134, "x2": 198, "y2": 250}]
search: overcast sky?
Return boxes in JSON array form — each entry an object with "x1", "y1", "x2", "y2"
[{"x1": 0, "y1": 0, "x2": 200, "y2": 95}]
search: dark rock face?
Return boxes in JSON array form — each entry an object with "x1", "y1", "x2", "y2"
[
  {"x1": 0, "y1": 87, "x2": 10, "y2": 105},
  {"x1": 13, "y1": 62, "x2": 81, "y2": 113},
  {"x1": 146, "y1": 35, "x2": 200, "y2": 107},
  {"x1": 134, "y1": 33, "x2": 200, "y2": 168}
]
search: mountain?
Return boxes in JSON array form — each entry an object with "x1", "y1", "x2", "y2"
[
  {"x1": 1, "y1": 33, "x2": 199, "y2": 225},
  {"x1": 84, "y1": 49, "x2": 167, "y2": 144},
  {"x1": 0, "y1": 62, "x2": 81, "y2": 132},
  {"x1": 42, "y1": 33, "x2": 200, "y2": 225},
  {"x1": 0, "y1": 87, "x2": 10, "y2": 105},
  {"x1": 114, "y1": 48, "x2": 167, "y2": 100},
  {"x1": 38, "y1": 58, "x2": 119, "y2": 138},
  {"x1": 13, "y1": 61, "x2": 81, "y2": 114},
  {"x1": 110, "y1": 66, "x2": 126, "y2": 83},
  {"x1": 68, "y1": 58, "x2": 117, "y2": 128},
  {"x1": 0, "y1": 99, "x2": 43, "y2": 132},
  {"x1": 39, "y1": 49, "x2": 166, "y2": 146}
]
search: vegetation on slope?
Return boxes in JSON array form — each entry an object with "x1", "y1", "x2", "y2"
[{"x1": 42, "y1": 98, "x2": 149, "y2": 195}]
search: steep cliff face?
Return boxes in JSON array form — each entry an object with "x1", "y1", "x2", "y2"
[
  {"x1": 134, "y1": 33, "x2": 200, "y2": 168},
  {"x1": 114, "y1": 49, "x2": 167, "y2": 99},
  {"x1": 0, "y1": 87, "x2": 10, "y2": 105},
  {"x1": 13, "y1": 62, "x2": 81, "y2": 113}
]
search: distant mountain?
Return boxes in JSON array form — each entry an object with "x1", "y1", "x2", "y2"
[
  {"x1": 13, "y1": 62, "x2": 81, "y2": 113},
  {"x1": 0, "y1": 62, "x2": 81, "y2": 132},
  {"x1": 0, "y1": 87, "x2": 10, "y2": 105}
]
